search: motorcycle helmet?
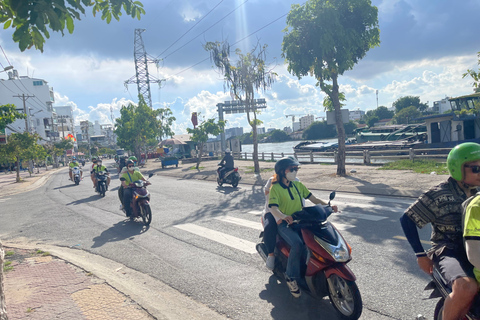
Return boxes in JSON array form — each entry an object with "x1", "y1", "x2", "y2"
[
  {"x1": 129, "y1": 156, "x2": 137, "y2": 161},
  {"x1": 225, "y1": 148, "x2": 231, "y2": 154},
  {"x1": 126, "y1": 160, "x2": 135, "y2": 167},
  {"x1": 274, "y1": 156, "x2": 300, "y2": 177},
  {"x1": 447, "y1": 142, "x2": 480, "y2": 181}
]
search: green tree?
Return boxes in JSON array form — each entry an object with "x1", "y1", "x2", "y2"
[
  {"x1": 344, "y1": 121, "x2": 357, "y2": 135},
  {"x1": 282, "y1": 0, "x2": 380, "y2": 176},
  {"x1": 0, "y1": 104, "x2": 26, "y2": 131},
  {"x1": 367, "y1": 116, "x2": 379, "y2": 128},
  {"x1": 392, "y1": 96, "x2": 428, "y2": 113},
  {"x1": 375, "y1": 106, "x2": 394, "y2": 120},
  {"x1": 158, "y1": 107, "x2": 176, "y2": 141},
  {"x1": 302, "y1": 121, "x2": 336, "y2": 140},
  {"x1": 463, "y1": 51, "x2": 480, "y2": 93},
  {"x1": 393, "y1": 106, "x2": 422, "y2": 124},
  {"x1": 0, "y1": 132, "x2": 38, "y2": 182},
  {"x1": 115, "y1": 97, "x2": 161, "y2": 161},
  {"x1": 204, "y1": 41, "x2": 276, "y2": 174},
  {"x1": 0, "y1": 0, "x2": 145, "y2": 52},
  {"x1": 323, "y1": 91, "x2": 346, "y2": 112},
  {"x1": 186, "y1": 118, "x2": 225, "y2": 170},
  {"x1": 269, "y1": 129, "x2": 291, "y2": 142}
]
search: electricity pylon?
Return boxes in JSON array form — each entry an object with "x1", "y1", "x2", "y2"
[{"x1": 125, "y1": 29, "x2": 164, "y2": 108}]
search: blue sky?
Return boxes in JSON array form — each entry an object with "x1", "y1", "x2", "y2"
[{"x1": 0, "y1": 0, "x2": 479, "y2": 135}]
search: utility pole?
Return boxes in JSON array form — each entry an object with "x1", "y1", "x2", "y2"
[{"x1": 13, "y1": 94, "x2": 35, "y2": 133}]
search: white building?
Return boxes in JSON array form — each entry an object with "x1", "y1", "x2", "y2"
[
  {"x1": 283, "y1": 127, "x2": 292, "y2": 134},
  {"x1": 431, "y1": 97, "x2": 452, "y2": 114},
  {"x1": 299, "y1": 114, "x2": 314, "y2": 130},
  {"x1": 349, "y1": 108, "x2": 365, "y2": 121},
  {"x1": 54, "y1": 106, "x2": 75, "y2": 141},
  {"x1": 0, "y1": 70, "x2": 55, "y2": 143},
  {"x1": 225, "y1": 127, "x2": 243, "y2": 139},
  {"x1": 257, "y1": 127, "x2": 266, "y2": 134},
  {"x1": 293, "y1": 122, "x2": 301, "y2": 132}
]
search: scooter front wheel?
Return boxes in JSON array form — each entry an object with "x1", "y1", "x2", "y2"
[
  {"x1": 433, "y1": 297, "x2": 444, "y2": 320},
  {"x1": 140, "y1": 204, "x2": 152, "y2": 225},
  {"x1": 327, "y1": 274, "x2": 362, "y2": 320}
]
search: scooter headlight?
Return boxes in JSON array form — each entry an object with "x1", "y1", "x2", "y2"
[{"x1": 314, "y1": 235, "x2": 351, "y2": 263}]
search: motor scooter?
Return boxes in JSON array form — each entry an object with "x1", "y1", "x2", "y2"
[
  {"x1": 72, "y1": 166, "x2": 82, "y2": 185},
  {"x1": 122, "y1": 173, "x2": 154, "y2": 225},
  {"x1": 217, "y1": 164, "x2": 241, "y2": 187},
  {"x1": 256, "y1": 192, "x2": 362, "y2": 320},
  {"x1": 95, "y1": 171, "x2": 108, "y2": 197},
  {"x1": 424, "y1": 266, "x2": 480, "y2": 320}
]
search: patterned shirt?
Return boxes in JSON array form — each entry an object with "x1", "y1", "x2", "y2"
[{"x1": 404, "y1": 177, "x2": 468, "y2": 255}]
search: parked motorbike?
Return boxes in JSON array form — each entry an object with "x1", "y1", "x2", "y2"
[
  {"x1": 256, "y1": 192, "x2": 362, "y2": 320},
  {"x1": 95, "y1": 171, "x2": 108, "y2": 197},
  {"x1": 72, "y1": 166, "x2": 82, "y2": 185},
  {"x1": 123, "y1": 173, "x2": 154, "y2": 225},
  {"x1": 424, "y1": 266, "x2": 480, "y2": 320},
  {"x1": 217, "y1": 164, "x2": 241, "y2": 188}
]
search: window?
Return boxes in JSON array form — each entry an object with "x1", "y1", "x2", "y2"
[{"x1": 33, "y1": 80, "x2": 43, "y2": 86}]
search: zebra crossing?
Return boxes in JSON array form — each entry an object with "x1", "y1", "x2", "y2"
[
  {"x1": 173, "y1": 196, "x2": 411, "y2": 254},
  {"x1": 0, "y1": 198, "x2": 10, "y2": 203}
]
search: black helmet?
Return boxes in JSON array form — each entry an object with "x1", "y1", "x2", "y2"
[
  {"x1": 274, "y1": 156, "x2": 300, "y2": 176},
  {"x1": 126, "y1": 160, "x2": 135, "y2": 166}
]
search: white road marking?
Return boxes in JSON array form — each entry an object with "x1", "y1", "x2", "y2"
[
  {"x1": 214, "y1": 216, "x2": 263, "y2": 231},
  {"x1": 0, "y1": 198, "x2": 11, "y2": 202},
  {"x1": 174, "y1": 223, "x2": 257, "y2": 254},
  {"x1": 338, "y1": 202, "x2": 406, "y2": 214},
  {"x1": 337, "y1": 211, "x2": 387, "y2": 221},
  {"x1": 248, "y1": 210, "x2": 262, "y2": 216},
  {"x1": 393, "y1": 235, "x2": 430, "y2": 245},
  {"x1": 332, "y1": 193, "x2": 415, "y2": 205}
]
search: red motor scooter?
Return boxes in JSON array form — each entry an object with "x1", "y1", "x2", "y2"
[
  {"x1": 123, "y1": 173, "x2": 154, "y2": 225},
  {"x1": 256, "y1": 192, "x2": 362, "y2": 320}
]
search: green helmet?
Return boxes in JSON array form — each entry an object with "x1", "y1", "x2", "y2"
[
  {"x1": 447, "y1": 142, "x2": 480, "y2": 181},
  {"x1": 129, "y1": 156, "x2": 137, "y2": 161}
]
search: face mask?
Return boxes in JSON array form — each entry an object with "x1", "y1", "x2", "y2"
[
  {"x1": 286, "y1": 171, "x2": 297, "y2": 181},
  {"x1": 128, "y1": 166, "x2": 134, "y2": 171},
  {"x1": 97, "y1": 163, "x2": 102, "y2": 167}
]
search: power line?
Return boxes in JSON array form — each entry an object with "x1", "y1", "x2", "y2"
[
  {"x1": 0, "y1": 44, "x2": 12, "y2": 66},
  {"x1": 165, "y1": 11, "x2": 288, "y2": 80},
  {"x1": 156, "y1": 0, "x2": 225, "y2": 59},
  {"x1": 163, "y1": 0, "x2": 249, "y2": 60}
]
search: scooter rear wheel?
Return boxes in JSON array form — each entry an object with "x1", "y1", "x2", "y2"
[
  {"x1": 217, "y1": 178, "x2": 223, "y2": 187},
  {"x1": 433, "y1": 297, "x2": 444, "y2": 320},
  {"x1": 327, "y1": 274, "x2": 362, "y2": 320}
]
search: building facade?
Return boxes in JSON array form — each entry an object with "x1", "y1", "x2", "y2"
[
  {"x1": 349, "y1": 109, "x2": 365, "y2": 121},
  {"x1": 299, "y1": 114, "x2": 314, "y2": 130},
  {"x1": 0, "y1": 70, "x2": 56, "y2": 143}
]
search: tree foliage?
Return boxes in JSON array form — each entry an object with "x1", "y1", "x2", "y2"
[
  {"x1": 0, "y1": 104, "x2": 26, "y2": 131},
  {"x1": 0, "y1": 132, "x2": 38, "y2": 182},
  {"x1": 204, "y1": 40, "x2": 276, "y2": 174},
  {"x1": 393, "y1": 106, "x2": 422, "y2": 124},
  {"x1": 392, "y1": 96, "x2": 428, "y2": 113},
  {"x1": 282, "y1": 0, "x2": 380, "y2": 176},
  {"x1": 187, "y1": 117, "x2": 225, "y2": 170},
  {"x1": 0, "y1": 0, "x2": 145, "y2": 52},
  {"x1": 463, "y1": 51, "x2": 480, "y2": 93},
  {"x1": 302, "y1": 121, "x2": 336, "y2": 140},
  {"x1": 158, "y1": 107, "x2": 176, "y2": 140},
  {"x1": 323, "y1": 90, "x2": 346, "y2": 112},
  {"x1": 269, "y1": 129, "x2": 291, "y2": 142},
  {"x1": 114, "y1": 97, "x2": 161, "y2": 160},
  {"x1": 364, "y1": 106, "x2": 394, "y2": 127}
]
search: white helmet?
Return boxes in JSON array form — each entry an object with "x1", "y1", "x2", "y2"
[{"x1": 225, "y1": 148, "x2": 231, "y2": 153}]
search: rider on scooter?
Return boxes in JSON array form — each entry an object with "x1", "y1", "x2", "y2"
[
  {"x1": 91, "y1": 158, "x2": 110, "y2": 190},
  {"x1": 268, "y1": 156, "x2": 338, "y2": 298},
  {"x1": 69, "y1": 157, "x2": 82, "y2": 181},
  {"x1": 400, "y1": 142, "x2": 480, "y2": 320},
  {"x1": 120, "y1": 160, "x2": 149, "y2": 217},
  {"x1": 218, "y1": 149, "x2": 234, "y2": 180}
]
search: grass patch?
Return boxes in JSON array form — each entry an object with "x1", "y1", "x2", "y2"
[
  {"x1": 5, "y1": 251, "x2": 14, "y2": 256},
  {"x1": 26, "y1": 307, "x2": 34, "y2": 313},
  {"x1": 245, "y1": 166, "x2": 275, "y2": 174},
  {"x1": 3, "y1": 261, "x2": 13, "y2": 272},
  {"x1": 189, "y1": 166, "x2": 205, "y2": 170},
  {"x1": 34, "y1": 250, "x2": 50, "y2": 256},
  {"x1": 379, "y1": 159, "x2": 449, "y2": 175}
]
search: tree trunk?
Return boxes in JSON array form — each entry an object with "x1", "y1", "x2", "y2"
[
  {"x1": 15, "y1": 157, "x2": 20, "y2": 183},
  {"x1": 252, "y1": 113, "x2": 260, "y2": 174},
  {"x1": 196, "y1": 143, "x2": 204, "y2": 170},
  {"x1": 0, "y1": 241, "x2": 8, "y2": 320},
  {"x1": 332, "y1": 74, "x2": 346, "y2": 176}
]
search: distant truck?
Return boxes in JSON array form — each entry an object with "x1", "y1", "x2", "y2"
[{"x1": 116, "y1": 149, "x2": 125, "y2": 156}]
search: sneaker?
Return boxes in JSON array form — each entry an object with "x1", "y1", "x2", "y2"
[
  {"x1": 286, "y1": 278, "x2": 301, "y2": 298},
  {"x1": 266, "y1": 255, "x2": 275, "y2": 271}
]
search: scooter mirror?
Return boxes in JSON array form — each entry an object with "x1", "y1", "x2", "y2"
[{"x1": 329, "y1": 191, "x2": 336, "y2": 201}]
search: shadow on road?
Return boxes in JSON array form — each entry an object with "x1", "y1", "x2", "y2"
[
  {"x1": 258, "y1": 274, "x2": 339, "y2": 320},
  {"x1": 91, "y1": 219, "x2": 149, "y2": 248},
  {"x1": 66, "y1": 194, "x2": 101, "y2": 205},
  {"x1": 53, "y1": 184, "x2": 78, "y2": 190}
]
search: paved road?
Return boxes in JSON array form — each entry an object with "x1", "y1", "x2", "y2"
[{"x1": 0, "y1": 162, "x2": 437, "y2": 320}]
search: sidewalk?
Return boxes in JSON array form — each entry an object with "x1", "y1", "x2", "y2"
[{"x1": 0, "y1": 158, "x2": 448, "y2": 320}]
